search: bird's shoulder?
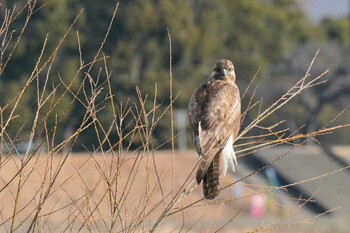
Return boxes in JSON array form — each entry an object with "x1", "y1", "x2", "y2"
[{"x1": 189, "y1": 83, "x2": 208, "y2": 109}]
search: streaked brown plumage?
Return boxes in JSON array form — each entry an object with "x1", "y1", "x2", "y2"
[{"x1": 188, "y1": 59, "x2": 241, "y2": 199}]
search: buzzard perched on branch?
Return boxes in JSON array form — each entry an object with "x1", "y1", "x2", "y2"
[{"x1": 188, "y1": 59, "x2": 241, "y2": 199}]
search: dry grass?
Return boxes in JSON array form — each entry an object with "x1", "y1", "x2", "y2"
[{"x1": 0, "y1": 2, "x2": 349, "y2": 232}]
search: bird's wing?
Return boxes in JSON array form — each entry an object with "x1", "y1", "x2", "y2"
[
  {"x1": 188, "y1": 84, "x2": 207, "y2": 156},
  {"x1": 196, "y1": 81, "x2": 241, "y2": 183}
]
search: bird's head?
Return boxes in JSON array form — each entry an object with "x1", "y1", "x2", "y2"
[{"x1": 210, "y1": 59, "x2": 236, "y2": 82}]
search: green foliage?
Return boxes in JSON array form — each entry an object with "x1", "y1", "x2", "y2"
[
  {"x1": 0, "y1": 0, "x2": 347, "y2": 149},
  {"x1": 321, "y1": 17, "x2": 350, "y2": 44}
]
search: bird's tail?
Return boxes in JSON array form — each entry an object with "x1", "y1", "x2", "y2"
[{"x1": 202, "y1": 153, "x2": 221, "y2": 199}]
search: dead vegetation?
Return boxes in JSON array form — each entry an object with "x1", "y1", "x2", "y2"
[{"x1": 0, "y1": 2, "x2": 349, "y2": 232}]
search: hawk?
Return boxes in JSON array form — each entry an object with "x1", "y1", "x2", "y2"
[{"x1": 188, "y1": 59, "x2": 241, "y2": 199}]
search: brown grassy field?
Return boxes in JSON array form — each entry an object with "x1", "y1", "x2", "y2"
[
  {"x1": 1, "y1": 150, "x2": 345, "y2": 232},
  {"x1": 1, "y1": 151, "x2": 249, "y2": 232}
]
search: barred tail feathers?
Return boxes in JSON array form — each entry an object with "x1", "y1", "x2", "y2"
[{"x1": 202, "y1": 153, "x2": 221, "y2": 199}]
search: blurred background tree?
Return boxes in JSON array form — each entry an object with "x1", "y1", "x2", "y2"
[{"x1": 0, "y1": 0, "x2": 349, "y2": 150}]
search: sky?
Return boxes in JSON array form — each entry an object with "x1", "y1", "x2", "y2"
[{"x1": 298, "y1": 0, "x2": 350, "y2": 23}]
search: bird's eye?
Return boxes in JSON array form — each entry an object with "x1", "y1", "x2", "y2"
[{"x1": 229, "y1": 68, "x2": 234, "y2": 72}]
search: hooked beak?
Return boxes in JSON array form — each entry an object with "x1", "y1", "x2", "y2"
[{"x1": 219, "y1": 68, "x2": 227, "y2": 77}]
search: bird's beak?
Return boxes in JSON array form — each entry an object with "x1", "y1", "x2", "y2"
[{"x1": 220, "y1": 68, "x2": 227, "y2": 77}]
